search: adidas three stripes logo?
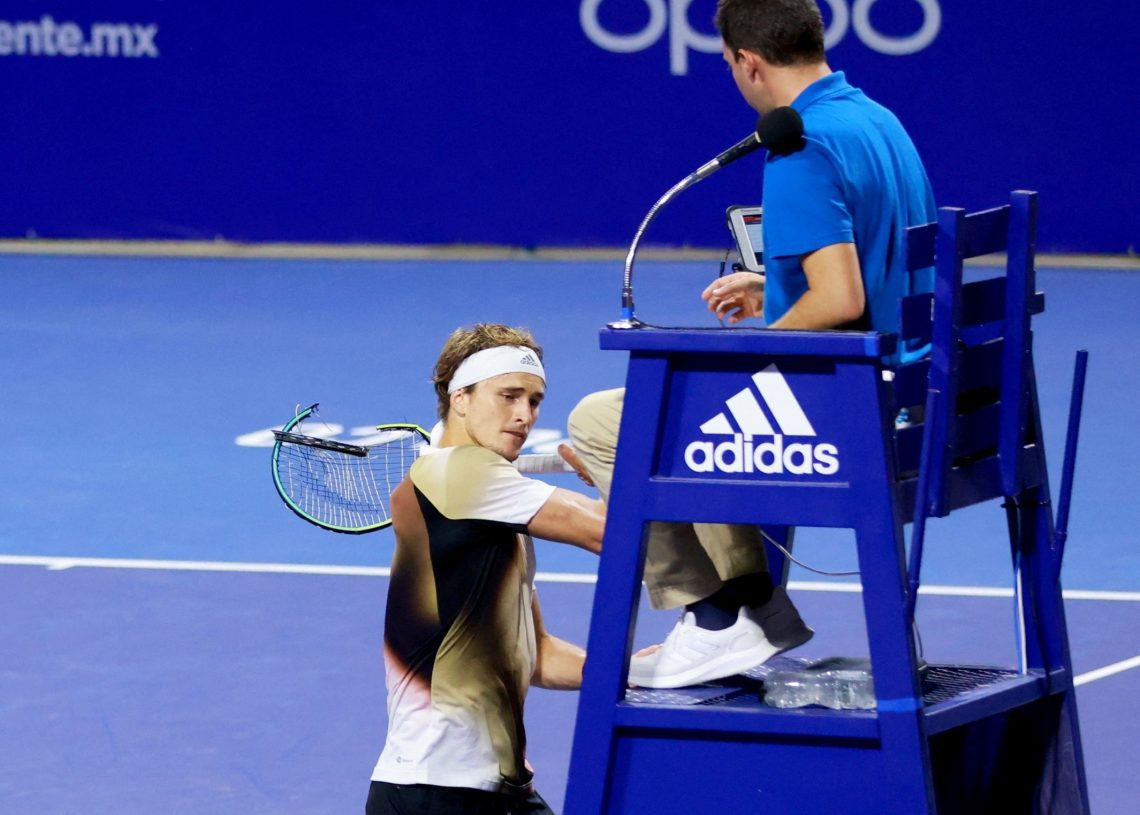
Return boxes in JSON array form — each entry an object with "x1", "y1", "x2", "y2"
[{"x1": 683, "y1": 364, "x2": 840, "y2": 476}]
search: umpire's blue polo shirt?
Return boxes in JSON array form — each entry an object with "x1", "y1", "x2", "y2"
[{"x1": 761, "y1": 71, "x2": 936, "y2": 362}]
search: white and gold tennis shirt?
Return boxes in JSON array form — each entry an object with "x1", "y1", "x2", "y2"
[{"x1": 370, "y1": 444, "x2": 556, "y2": 793}]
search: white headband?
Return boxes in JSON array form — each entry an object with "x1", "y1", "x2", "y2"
[{"x1": 447, "y1": 345, "x2": 545, "y2": 393}]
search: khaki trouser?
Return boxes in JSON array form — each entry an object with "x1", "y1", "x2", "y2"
[{"x1": 568, "y1": 388, "x2": 769, "y2": 609}]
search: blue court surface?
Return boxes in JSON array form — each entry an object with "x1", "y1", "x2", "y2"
[{"x1": 2, "y1": 254, "x2": 1138, "y2": 813}]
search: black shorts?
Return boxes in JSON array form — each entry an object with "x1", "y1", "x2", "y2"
[{"x1": 365, "y1": 781, "x2": 556, "y2": 815}]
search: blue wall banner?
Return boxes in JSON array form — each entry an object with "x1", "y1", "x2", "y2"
[{"x1": 1, "y1": 2, "x2": 1136, "y2": 253}]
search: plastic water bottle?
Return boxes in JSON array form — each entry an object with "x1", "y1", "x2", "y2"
[{"x1": 763, "y1": 657, "x2": 876, "y2": 710}]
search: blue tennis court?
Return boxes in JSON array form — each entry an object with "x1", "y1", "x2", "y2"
[{"x1": 1, "y1": 253, "x2": 1138, "y2": 813}]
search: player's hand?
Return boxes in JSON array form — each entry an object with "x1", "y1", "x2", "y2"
[
  {"x1": 557, "y1": 443, "x2": 595, "y2": 487},
  {"x1": 701, "y1": 271, "x2": 765, "y2": 324}
]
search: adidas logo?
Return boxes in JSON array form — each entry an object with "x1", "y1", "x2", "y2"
[
  {"x1": 519, "y1": 352, "x2": 539, "y2": 367},
  {"x1": 683, "y1": 363, "x2": 840, "y2": 476}
]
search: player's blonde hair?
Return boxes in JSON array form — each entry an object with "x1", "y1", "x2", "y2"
[{"x1": 432, "y1": 324, "x2": 544, "y2": 420}]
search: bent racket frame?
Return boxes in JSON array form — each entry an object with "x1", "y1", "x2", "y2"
[{"x1": 271, "y1": 403, "x2": 429, "y2": 534}]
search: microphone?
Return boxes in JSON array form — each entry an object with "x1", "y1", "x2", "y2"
[
  {"x1": 693, "y1": 106, "x2": 805, "y2": 180},
  {"x1": 612, "y1": 106, "x2": 805, "y2": 328}
]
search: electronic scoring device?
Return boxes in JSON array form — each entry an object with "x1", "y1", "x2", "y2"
[{"x1": 725, "y1": 205, "x2": 764, "y2": 273}]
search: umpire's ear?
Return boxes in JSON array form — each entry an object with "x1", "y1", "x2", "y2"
[{"x1": 738, "y1": 47, "x2": 765, "y2": 75}]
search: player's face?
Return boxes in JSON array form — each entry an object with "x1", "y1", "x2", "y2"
[{"x1": 457, "y1": 372, "x2": 545, "y2": 461}]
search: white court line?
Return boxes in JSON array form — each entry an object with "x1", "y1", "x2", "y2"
[
  {"x1": 3, "y1": 554, "x2": 1137, "y2": 688},
  {"x1": 0, "y1": 554, "x2": 393, "y2": 577},
  {"x1": 1, "y1": 555, "x2": 1138, "y2": 601},
  {"x1": 788, "y1": 581, "x2": 1140, "y2": 603},
  {"x1": 1074, "y1": 655, "x2": 1140, "y2": 687}
]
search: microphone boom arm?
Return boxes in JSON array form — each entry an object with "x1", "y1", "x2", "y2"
[
  {"x1": 613, "y1": 171, "x2": 701, "y2": 329},
  {"x1": 610, "y1": 108, "x2": 801, "y2": 329}
]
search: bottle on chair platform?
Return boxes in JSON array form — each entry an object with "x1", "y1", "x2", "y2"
[{"x1": 762, "y1": 657, "x2": 876, "y2": 710}]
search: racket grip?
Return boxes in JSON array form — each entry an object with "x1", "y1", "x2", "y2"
[{"x1": 516, "y1": 453, "x2": 576, "y2": 474}]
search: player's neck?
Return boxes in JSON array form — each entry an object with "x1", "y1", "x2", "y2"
[{"x1": 437, "y1": 416, "x2": 473, "y2": 448}]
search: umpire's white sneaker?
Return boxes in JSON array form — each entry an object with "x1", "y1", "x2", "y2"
[{"x1": 628, "y1": 606, "x2": 781, "y2": 689}]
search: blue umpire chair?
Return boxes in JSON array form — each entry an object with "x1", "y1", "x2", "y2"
[{"x1": 564, "y1": 191, "x2": 1090, "y2": 814}]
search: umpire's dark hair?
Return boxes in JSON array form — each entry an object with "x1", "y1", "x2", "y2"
[{"x1": 715, "y1": 0, "x2": 826, "y2": 66}]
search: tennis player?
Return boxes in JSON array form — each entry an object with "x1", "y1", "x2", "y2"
[{"x1": 365, "y1": 324, "x2": 604, "y2": 815}]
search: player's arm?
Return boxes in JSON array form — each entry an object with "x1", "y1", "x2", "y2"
[
  {"x1": 530, "y1": 591, "x2": 585, "y2": 690},
  {"x1": 527, "y1": 489, "x2": 605, "y2": 554},
  {"x1": 767, "y1": 242, "x2": 865, "y2": 330}
]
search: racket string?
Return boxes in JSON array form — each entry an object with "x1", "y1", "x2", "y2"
[{"x1": 276, "y1": 430, "x2": 423, "y2": 532}]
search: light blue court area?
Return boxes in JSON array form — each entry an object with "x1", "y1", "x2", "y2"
[
  {"x1": 1, "y1": 253, "x2": 1139, "y2": 813},
  {"x1": 2, "y1": 254, "x2": 1138, "y2": 585}
]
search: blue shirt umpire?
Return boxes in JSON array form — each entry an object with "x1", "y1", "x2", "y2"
[{"x1": 572, "y1": 0, "x2": 941, "y2": 692}]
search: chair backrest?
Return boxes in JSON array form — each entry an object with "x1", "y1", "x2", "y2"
[{"x1": 894, "y1": 191, "x2": 1044, "y2": 516}]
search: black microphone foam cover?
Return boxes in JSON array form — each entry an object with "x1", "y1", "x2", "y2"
[{"x1": 757, "y1": 106, "x2": 805, "y2": 156}]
